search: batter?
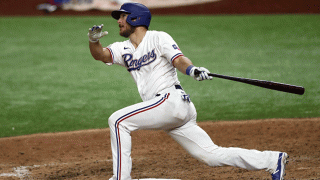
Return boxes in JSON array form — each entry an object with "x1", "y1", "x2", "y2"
[{"x1": 88, "y1": 3, "x2": 288, "y2": 180}]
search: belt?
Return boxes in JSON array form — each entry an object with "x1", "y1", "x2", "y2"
[{"x1": 156, "y1": 85, "x2": 182, "y2": 97}]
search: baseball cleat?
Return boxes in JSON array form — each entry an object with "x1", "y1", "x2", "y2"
[{"x1": 271, "y1": 152, "x2": 289, "y2": 180}]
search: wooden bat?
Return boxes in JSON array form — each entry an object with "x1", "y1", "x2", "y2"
[{"x1": 195, "y1": 70, "x2": 305, "y2": 95}]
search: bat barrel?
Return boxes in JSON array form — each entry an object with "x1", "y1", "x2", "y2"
[
  {"x1": 196, "y1": 70, "x2": 305, "y2": 95},
  {"x1": 251, "y1": 80, "x2": 305, "y2": 95}
]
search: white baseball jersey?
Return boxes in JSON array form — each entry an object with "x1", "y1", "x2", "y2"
[{"x1": 104, "y1": 30, "x2": 183, "y2": 101}]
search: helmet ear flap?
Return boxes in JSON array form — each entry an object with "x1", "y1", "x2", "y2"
[
  {"x1": 126, "y1": 13, "x2": 150, "y2": 29},
  {"x1": 126, "y1": 14, "x2": 137, "y2": 24}
]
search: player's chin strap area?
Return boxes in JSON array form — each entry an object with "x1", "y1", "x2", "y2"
[{"x1": 155, "y1": 85, "x2": 191, "y2": 102}]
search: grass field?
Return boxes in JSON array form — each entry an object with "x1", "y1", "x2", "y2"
[{"x1": 0, "y1": 15, "x2": 319, "y2": 137}]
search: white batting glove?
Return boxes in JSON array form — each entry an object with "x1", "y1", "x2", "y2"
[
  {"x1": 88, "y1": 24, "x2": 108, "y2": 43},
  {"x1": 181, "y1": 93, "x2": 191, "y2": 103},
  {"x1": 187, "y1": 66, "x2": 213, "y2": 81}
]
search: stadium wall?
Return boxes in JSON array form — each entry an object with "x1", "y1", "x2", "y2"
[{"x1": 0, "y1": 0, "x2": 319, "y2": 16}]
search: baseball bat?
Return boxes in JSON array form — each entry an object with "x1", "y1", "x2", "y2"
[{"x1": 194, "y1": 70, "x2": 305, "y2": 95}]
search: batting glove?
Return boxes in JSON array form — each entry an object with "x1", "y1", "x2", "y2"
[
  {"x1": 88, "y1": 24, "x2": 108, "y2": 43},
  {"x1": 187, "y1": 66, "x2": 213, "y2": 81},
  {"x1": 181, "y1": 93, "x2": 191, "y2": 103}
]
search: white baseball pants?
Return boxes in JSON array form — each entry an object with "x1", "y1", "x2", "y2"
[{"x1": 108, "y1": 86, "x2": 279, "y2": 180}]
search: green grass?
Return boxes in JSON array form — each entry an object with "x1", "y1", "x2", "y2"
[{"x1": 0, "y1": 15, "x2": 319, "y2": 137}]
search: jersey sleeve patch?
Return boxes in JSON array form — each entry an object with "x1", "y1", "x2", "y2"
[{"x1": 172, "y1": 44, "x2": 180, "y2": 51}]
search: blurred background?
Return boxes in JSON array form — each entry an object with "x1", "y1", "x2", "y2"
[{"x1": 1, "y1": 0, "x2": 319, "y2": 16}]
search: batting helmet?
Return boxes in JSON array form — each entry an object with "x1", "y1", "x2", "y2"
[{"x1": 111, "y1": 3, "x2": 152, "y2": 28}]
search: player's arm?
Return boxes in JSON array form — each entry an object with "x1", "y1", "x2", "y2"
[
  {"x1": 88, "y1": 24, "x2": 112, "y2": 63},
  {"x1": 173, "y1": 56, "x2": 193, "y2": 75},
  {"x1": 173, "y1": 56, "x2": 212, "y2": 81},
  {"x1": 89, "y1": 41, "x2": 112, "y2": 63}
]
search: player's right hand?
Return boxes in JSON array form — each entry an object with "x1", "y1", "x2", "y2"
[
  {"x1": 190, "y1": 67, "x2": 213, "y2": 81},
  {"x1": 88, "y1": 24, "x2": 108, "y2": 43}
]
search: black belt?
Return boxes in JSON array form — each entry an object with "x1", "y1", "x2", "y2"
[{"x1": 156, "y1": 85, "x2": 182, "y2": 97}]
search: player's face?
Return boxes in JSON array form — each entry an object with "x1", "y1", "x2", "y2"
[{"x1": 118, "y1": 13, "x2": 136, "y2": 38}]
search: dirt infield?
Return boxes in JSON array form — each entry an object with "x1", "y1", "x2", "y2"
[{"x1": 1, "y1": 118, "x2": 319, "y2": 179}]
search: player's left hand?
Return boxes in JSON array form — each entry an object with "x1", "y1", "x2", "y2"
[
  {"x1": 190, "y1": 67, "x2": 213, "y2": 81},
  {"x1": 88, "y1": 24, "x2": 108, "y2": 43}
]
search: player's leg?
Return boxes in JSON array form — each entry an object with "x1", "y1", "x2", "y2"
[
  {"x1": 108, "y1": 92, "x2": 191, "y2": 180},
  {"x1": 167, "y1": 118, "x2": 279, "y2": 173}
]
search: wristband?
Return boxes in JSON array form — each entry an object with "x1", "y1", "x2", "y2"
[
  {"x1": 89, "y1": 38, "x2": 99, "y2": 43},
  {"x1": 186, "y1": 65, "x2": 194, "y2": 75}
]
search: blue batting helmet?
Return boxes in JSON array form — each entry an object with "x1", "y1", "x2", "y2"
[{"x1": 111, "y1": 2, "x2": 152, "y2": 28}]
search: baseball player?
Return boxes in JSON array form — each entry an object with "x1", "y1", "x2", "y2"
[{"x1": 88, "y1": 2, "x2": 288, "y2": 180}]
